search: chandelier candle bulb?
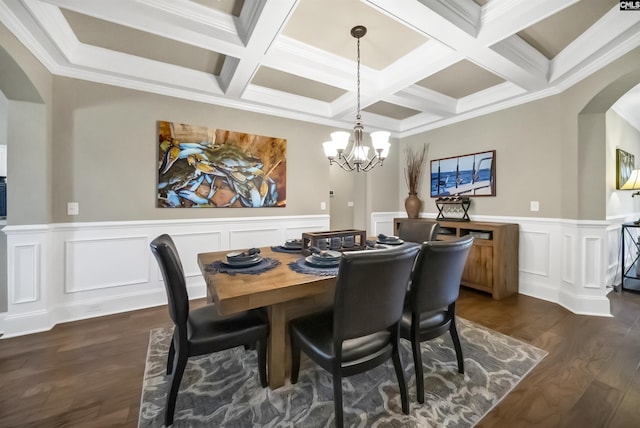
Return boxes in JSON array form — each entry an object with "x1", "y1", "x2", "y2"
[
  {"x1": 330, "y1": 131, "x2": 350, "y2": 153},
  {"x1": 322, "y1": 142, "x2": 338, "y2": 159},
  {"x1": 371, "y1": 131, "x2": 391, "y2": 158}
]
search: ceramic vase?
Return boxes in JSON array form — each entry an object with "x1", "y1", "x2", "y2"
[{"x1": 404, "y1": 193, "x2": 422, "y2": 219}]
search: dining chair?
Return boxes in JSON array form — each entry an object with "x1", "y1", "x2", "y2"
[
  {"x1": 150, "y1": 234, "x2": 269, "y2": 427},
  {"x1": 289, "y1": 244, "x2": 420, "y2": 428},
  {"x1": 397, "y1": 220, "x2": 440, "y2": 243},
  {"x1": 400, "y1": 235, "x2": 474, "y2": 404}
]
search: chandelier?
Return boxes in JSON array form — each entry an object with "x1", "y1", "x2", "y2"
[{"x1": 323, "y1": 25, "x2": 390, "y2": 172}]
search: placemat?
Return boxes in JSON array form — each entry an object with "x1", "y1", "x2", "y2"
[
  {"x1": 288, "y1": 257, "x2": 339, "y2": 276},
  {"x1": 205, "y1": 257, "x2": 281, "y2": 275}
]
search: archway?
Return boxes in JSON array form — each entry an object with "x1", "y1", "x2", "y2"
[{"x1": 578, "y1": 70, "x2": 640, "y2": 220}]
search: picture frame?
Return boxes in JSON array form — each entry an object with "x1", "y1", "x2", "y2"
[
  {"x1": 157, "y1": 121, "x2": 287, "y2": 208},
  {"x1": 616, "y1": 148, "x2": 635, "y2": 189},
  {"x1": 430, "y1": 150, "x2": 496, "y2": 197}
]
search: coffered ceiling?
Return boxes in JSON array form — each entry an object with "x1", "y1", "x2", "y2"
[{"x1": 1, "y1": 0, "x2": 640, "y2": 137}]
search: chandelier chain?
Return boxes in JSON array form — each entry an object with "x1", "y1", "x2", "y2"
[{"x1": 356, "y1": 34, "x2": 361, "y2": 120}]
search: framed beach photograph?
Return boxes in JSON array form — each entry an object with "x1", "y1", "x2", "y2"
[
  {"x1": 430, "y1": 150, "x2": 496, "y2": 197},
  {"x1": 617, "y1": 148, "x2": 635, "y2": 189}
]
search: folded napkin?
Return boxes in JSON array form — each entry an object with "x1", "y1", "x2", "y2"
[
  {"x1": 378, "y1": 234, "x2": 399, "y2": 241},
  {"x1": 284, "y1": 239, "x2": 303, "y2": 248},
  {"x1": 228, "y1": 248, "x2": 261, "y2": 259},
  {"x1": 312, "y1": 249, "x2": 341, "y2": 260}
]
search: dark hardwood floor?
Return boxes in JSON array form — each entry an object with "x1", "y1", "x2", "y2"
[{"x1": 1, "y1": 288, "x2": 639, "y2": 427}]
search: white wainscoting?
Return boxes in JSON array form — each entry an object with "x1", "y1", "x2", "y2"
[
  {"x1": 372, "y1": 212, "x2": 625, "y2": 318},
  {"x1": 0, "y1": 215, "x2": 330, "y2": 338},
  {"x1": 1, "y1": 212, "x2": 629, "y2": 337}
]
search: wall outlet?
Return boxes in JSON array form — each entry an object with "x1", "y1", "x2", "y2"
[
  {"x1": 530, "y1": 201, "x2": 540, "y2": 212},
  {"x1": 347, "y1": 201, "x2": 354, "y2": 207},
  {"x1": 320, "y1": 201, "x2": 326, "y2": 210},
  {"x1": 67, "y1": 202, "x2": 79, "y2": 215}
]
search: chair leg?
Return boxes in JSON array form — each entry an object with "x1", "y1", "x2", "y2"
[
  {"x1": 393, "y1": 342, "x2": 410, "y2": 414},
  {"x1": 411, "y1": 334, "x2": 425, "y2": 404},
  {"x1": 450, "y1": 319, "x2": 464, "y2": 374},
  {"x1": 257, "y1": 339, "x2": 268, "y2": 388},
  {"x1": 165, "y1": 352, "x2": 188, "y2": 427},
  {"x1": 333, "y1": 372, "x2": 344, "y2": 428},
  {"x1": 290, "y1": 336, "x2": 301, "y2": 384},
  {"x1": 166, "y1": 334, "x2": 176, "y2": 375}
]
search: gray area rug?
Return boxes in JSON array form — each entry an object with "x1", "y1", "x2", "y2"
[{"x1": 138, "y1": 318, "x2": 546, "y2": 427}]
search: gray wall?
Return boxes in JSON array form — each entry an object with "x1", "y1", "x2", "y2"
[
  {"x1": 0, "y1": 23, "x2": 52, "y2": 226},
  {"x1": 51, "y1": 77, "x2": 338, "y2": 222},
  {"x1": 401, "y1": 96, "x2": 564, "y2": 218},
  {"x1": 0, "y1": 92, "x2": 6, "y2": 145},
  {"x1": 50, "y1": 75, "x2": 402, "y2": 225},
  {"x1": 8, "y1": 101, "x2": 49, "y2": 224},
  {"x1": 401, "y1": 47, "x2": 640, "y2": 221}
]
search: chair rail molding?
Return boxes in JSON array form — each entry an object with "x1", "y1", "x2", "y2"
[
  {"x1": 0, "y1": 215, "x2": 330, "y2": 338},
  {"x1": 372, "y1": 212, "x2": 623, "y2": 317}
]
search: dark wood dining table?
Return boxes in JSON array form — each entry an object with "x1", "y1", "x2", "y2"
[{"x1": 197, "y1": 246, "x2": 337, "y2": 389}]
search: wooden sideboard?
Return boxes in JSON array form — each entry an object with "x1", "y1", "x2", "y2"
[{"x1": 393, "y1": 218, "x2": 519, "y2": 299}]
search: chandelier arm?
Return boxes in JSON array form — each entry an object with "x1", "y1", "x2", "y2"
[
  {"x1": 333, "y1": 156, "x2": 357, "y2": 171},
  {"x1": 361, "y1": 156, "x2": 382, "y2": 172}
]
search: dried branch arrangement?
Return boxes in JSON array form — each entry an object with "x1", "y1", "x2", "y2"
[{"x1": 404, "y1": 144, "x2": 428, "y2": 194}]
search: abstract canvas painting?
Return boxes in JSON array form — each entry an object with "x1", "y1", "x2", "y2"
[
  {"x1": 617, "y1": 148, "x2": 635, "y2": 189},
  {"x1": 157, "y1": 121, "x2": 286, "y2": 208}
]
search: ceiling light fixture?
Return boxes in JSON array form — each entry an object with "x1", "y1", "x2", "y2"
[{"x1": 323, "y1": 25, "x2": 390, "y2": 172}]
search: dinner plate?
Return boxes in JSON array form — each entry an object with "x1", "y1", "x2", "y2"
[
  {"x1": 284, "y1": 239, "x2": 303, "y2": 249},
  {"x1": 226, "y1": 251, "x2": 259, "y2": 263},
  {"x1": 278, "y1": 245, "x2": 301, "y2": 252},
  {"x1": 223, "y1": 256, "x2": 263, "y2": 268},
  {"x1": 311, "y1": 250, "x2": 341, "y2": 261},
  {"x1": 305, "y1": 256, "x2": 340, "y2": 268},
  {"x1": 377, "y1": 238, "x2": 404, "y2": 245}
]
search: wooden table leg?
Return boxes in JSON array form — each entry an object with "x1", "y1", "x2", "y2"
[
  {"x1": 268, "y1": 302, "x2": 287, "y2": 389},
  {"x1": 266, "y1": 294, "x2": 334, "y2": 389}
]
